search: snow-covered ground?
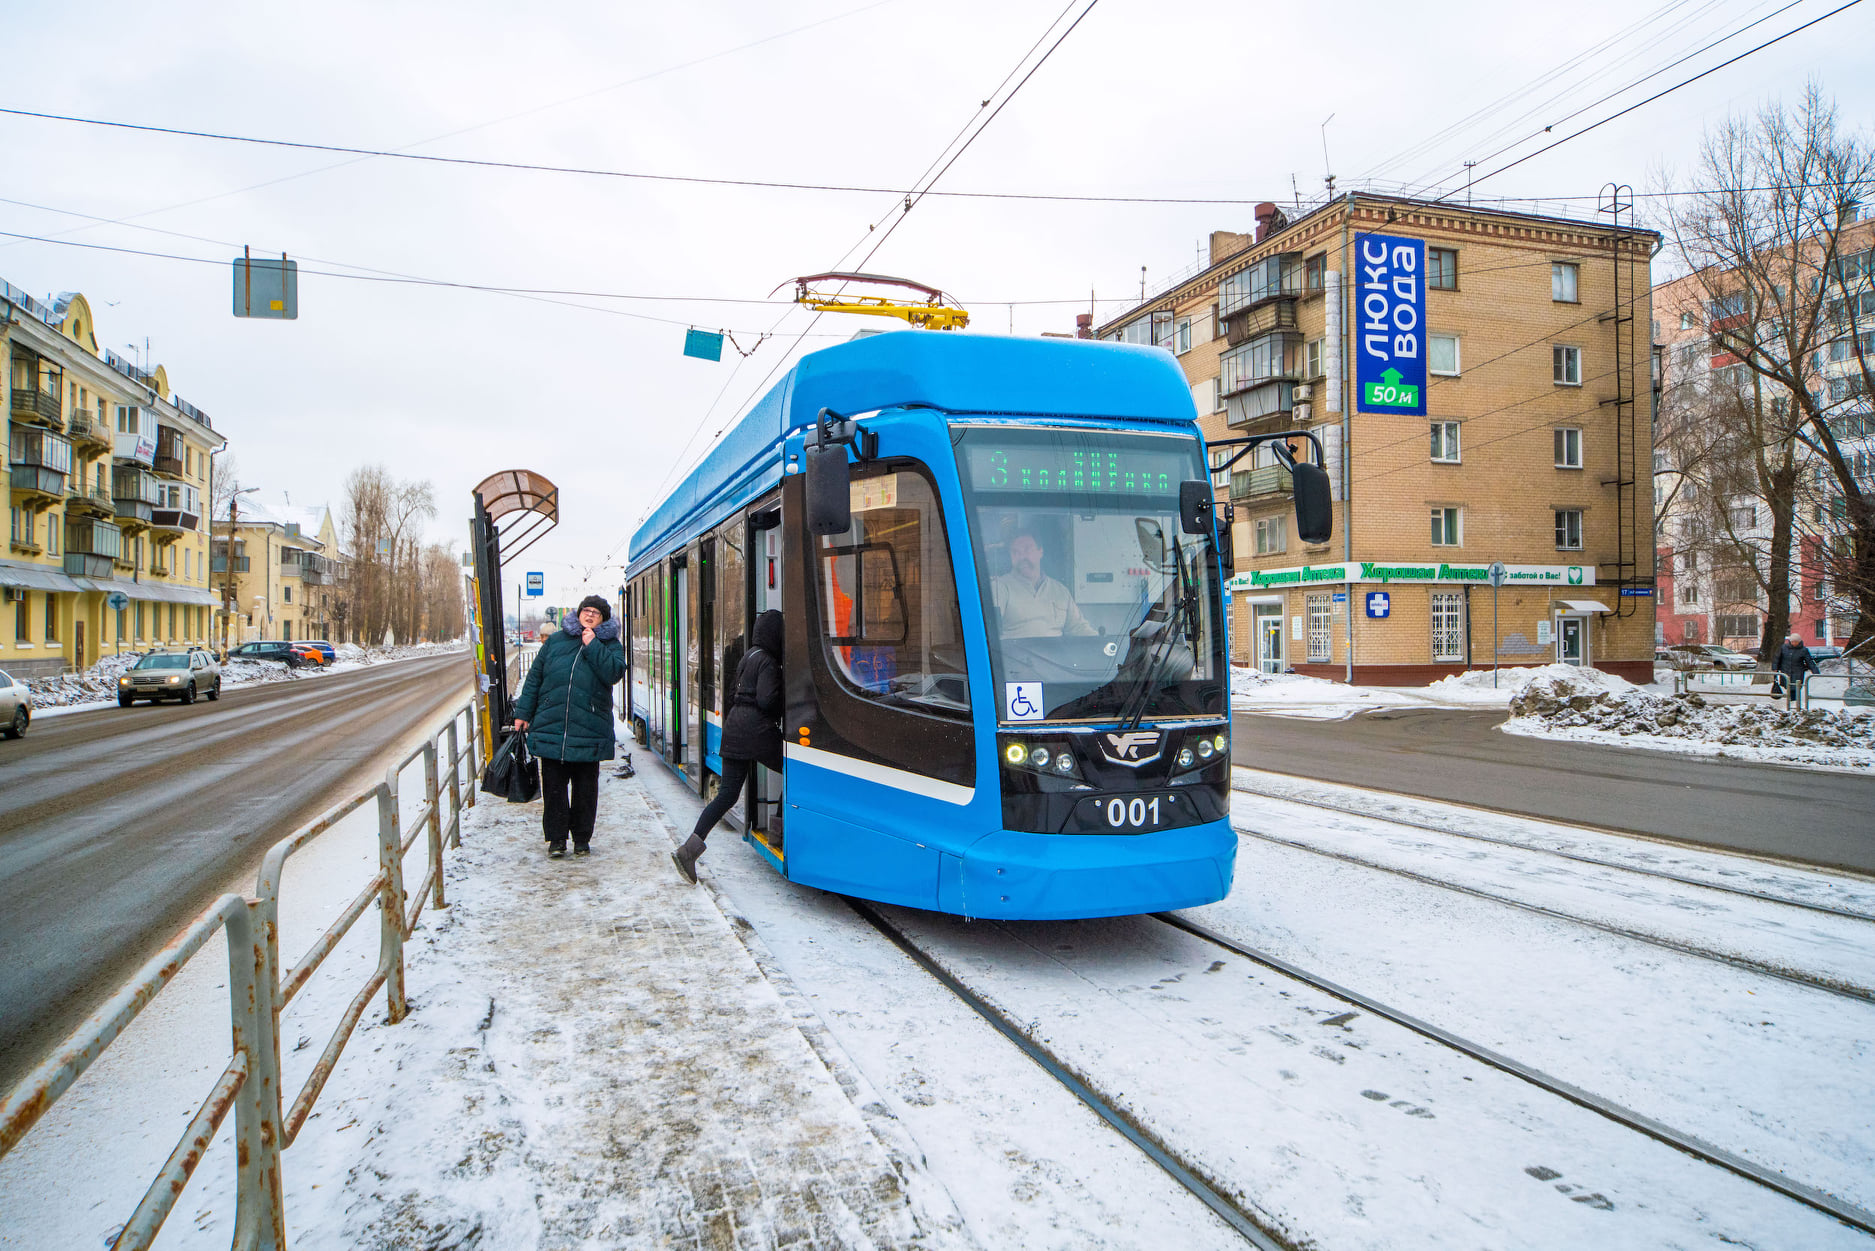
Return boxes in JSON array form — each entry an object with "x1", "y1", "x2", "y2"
[
  {"x1": 21, "y1": 640, "x2": 467, "y2": 712},
  {"x1": 1229, "y1": 661, "x2": 1662, "y2": 720},
  {"x1": 6, "y1": 746, "x2": 1869, "y2": 1249}
]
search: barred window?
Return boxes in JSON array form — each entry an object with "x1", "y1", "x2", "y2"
[
  {"x1": 1306, "y1": 593, "x2": 1331, "y2": 662},
  {"x1": 1431, "y1": 592, "x2": 1464, "y2": 662}
]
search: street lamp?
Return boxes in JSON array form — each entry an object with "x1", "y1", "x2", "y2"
[{"x1": 222, "y1": 484, "x2": 259, "y2": 657}]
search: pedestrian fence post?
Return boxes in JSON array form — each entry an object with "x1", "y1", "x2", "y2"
[{"x1": 377, "y1": 769, "x2": 409, "y2": 1025}]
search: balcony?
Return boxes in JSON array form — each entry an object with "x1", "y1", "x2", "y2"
[
  {"x1": 153, "y1": 424, "x2": 185, "y2": 479},
  {"x1": 151, "y1": 503, "x2": 202, "y2": 534},
  {"x1": 63, "y1": 551, "x2": 113, "y2": 579},
  {"x1": 113, "y1": 467, "x2": 162, "y2": 529},
  {"x1": 67, "y1": 479, "x2": 116, "y2": 516},
  {"x1": 8, "y1": 386, "x2": 61, "y2": 431},
  {"x1": 64, "y1": 411, "x2": 112, "y2": 451},
  {"x1": 1226, "y1": 380, "x2": 1299, "y2": 430},
  {"x1": 1218, "y1": 253, "x2": 1301, "y2": 319},
  {"x1": 1230, "y1": 464, "x2": 1293, "y2": 501},
  {"x1": 9, "y1": 463, "x2": 66, "y2": 502}
]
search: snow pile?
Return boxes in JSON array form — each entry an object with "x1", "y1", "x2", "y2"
[
  {"x1": 1229, "y1": 666, "x2": 1434, "y2": 719},
  {"x1": 19, "y1": 651, "x2": 144, "y2": 707},
  {"x1": 1425, "y1": 663, "x2": 1640, "y2": 706},
  {"x1": 1505, "y1": 672, "x2": 1875, "y2": 768}
]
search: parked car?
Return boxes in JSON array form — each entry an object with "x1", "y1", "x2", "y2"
[
  {"x1": 1665, "y1": 644, "x2": 1757, "y2": 671},
  {"x1": 0, "y1": 668, "x2": 30, "y2": 739},
  {"x1": 119, "y1": 649, "x2": 222, "y2": 706},
  {"x1": 1808, "y1": 645, "x2": 1845, "y2": 670},
  {"x1": 293, "y1": 640, "x2": 337, "y2": 666},
  {"x1": 227, "y1": 640, "x2": 316, "y2": 669}
]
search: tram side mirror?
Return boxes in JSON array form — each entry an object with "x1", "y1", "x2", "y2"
[
  {"x1": 1135, "y1": 518, "x2": 1165, "y2": 567},
  {"x1": 1292, "y1": 461, "x2": 1333, "y2": 544},
  {"x1": 805, "y1": 444, "x2": 852, "y2": 536},
  {"x1": 1178, "y1": 480, "x2": 1210, "y2": 535}
]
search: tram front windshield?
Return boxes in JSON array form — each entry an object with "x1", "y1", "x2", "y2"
[{"x1": 955, "y1": 425, "x2": 1223, "y2": 723}]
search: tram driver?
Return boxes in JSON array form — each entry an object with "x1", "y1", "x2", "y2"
[{"x1": 993, "y1": 529, "x2": 1096, "y2": 639}]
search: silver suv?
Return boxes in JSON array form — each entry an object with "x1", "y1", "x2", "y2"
[
  {"x1": 118, "y1": 648, "x2": 222, "y2": 706},
  {"x1": 0, "y1": 668, "x2": 30, "y2": 738}
]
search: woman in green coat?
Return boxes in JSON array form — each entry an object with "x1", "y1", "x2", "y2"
[{"x1": 512, "y1": 594, "x2": 627, "y2": 857}]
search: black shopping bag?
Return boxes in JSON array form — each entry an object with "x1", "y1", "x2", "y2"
[
  {"x1": 506, "y1": 734, "x2": 541, "y2": 804},
  {"x1": 480, "y1": 729, "x2": 520, "y2": 796}
]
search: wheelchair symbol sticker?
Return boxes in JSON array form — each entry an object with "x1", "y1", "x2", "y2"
[{"x1": 1005, "y1": 682, "x2": 1044, "y2": 721}]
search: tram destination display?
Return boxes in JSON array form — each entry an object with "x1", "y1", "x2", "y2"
[{"x1": 963, "y1": 442, "x2": 1192, "y2": 495}]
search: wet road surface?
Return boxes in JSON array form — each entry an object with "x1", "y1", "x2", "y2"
[
  {"x1": 1231, "y1": 707, "x2": 1875, "y2": 875},
  {"x1": 0, "y1": 653, "x2": 473, "y2": 1091}
]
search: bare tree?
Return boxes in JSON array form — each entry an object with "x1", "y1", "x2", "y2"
[{"x1": 1663, "y1": 83, "x2": 1875, "y2": 655}]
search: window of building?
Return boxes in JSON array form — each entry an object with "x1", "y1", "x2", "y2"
[
  {"x1": 1555, "y1": 509, "x2": 1583, "y2": 550},
  {"x1": 116, "y1": 405, "x2": 138, "y2": 434},
  {"x1": 1552, "y1": 262, "x2": 1579, "y2": 303},
  {"x1": 168, "y1": 603, "x2": 177, "y2": 639},
  {"x1": 1430, "y1": 507, "x2": 1462, "y2": 546},
  {"x1": 1554, "y1": 427, "x2": 1583, "y2": 468},
  {"x1": 1209, "y1": 449, "x2": 1231, "y2": 492},
  {"x1": 116, "y1": 605, "x2": 127, "y2": 639},
  {"x1": 13, "y1": 593, "x2": 27, "y2": 643},
  {"x1": 1430, "y1": 421, "x2": 1461, "y2": 463},
  {"x1": 1653, "y1": 451, "x2": 1669, "y2": 473},
  {"x1": 1255, "y1": 515, "x2": 1288, "y2": 555},
  {"x1": 1425, "y1": 247, "x2": 1458, "y2": 291},
  {"x1": 1305, "y1": 337, "x2": 1324, "y2": 379},
  {"x1": 1174, "y1": 317, "x2": 1192, "y2": 354},
  {"x1": 1305, "y1": 253, "x2": 1325, "y2": 292},
  {"x1": 1306, "y1": 593, "x2": 1331, "y2": 662},
  {"x1": 1679, "y1": 310, "x2": 1696, "y2": 330},
  {"x1": 1553, "y1": 344, "x2": 1582, "y2": 385},
  {"x1": 135, "y1": 602, "x2": 144, "y2": 639},
  {"x1": 1431, "y1": 592, "x2": 1464, "y2": 661},
  {"x1": 47, "y1": 519, "x2": 58, "y2": 556},
  {"x1": 1729, "y1": 504, "x2": 1757, "y2": 529},
  {"x1": 283, "y1": 585, "x2": 292, "y2": 604},
  {"x1": 1429, "y1": 333, "x2": 1460, "y2": 376},
  {"x1": 1716, "y1": 613, "x2": 1759, "y2": 640}
]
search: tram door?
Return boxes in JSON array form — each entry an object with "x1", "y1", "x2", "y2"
[
  {"x1": 751, "y1": 508, "x2": 785, "y2": 844},
  {"x1": 647, "y1": 566, "x2": 666, "y2": 753},
  {"x1": 687, "y1": 540, "x2": 708, "y2": 782},
  {"x1": 671, "y1": 555, "x2": 689, "y2": 774}
]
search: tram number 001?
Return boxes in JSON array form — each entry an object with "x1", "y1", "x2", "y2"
[{"x1": 1104, "y1": 796, "x2": 1163, "y2": 829}]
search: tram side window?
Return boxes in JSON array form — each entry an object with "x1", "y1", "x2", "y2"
[
  {"x1": 714, "y1": 520, "x2": 745, "y2": 715},
  {"x1": 630, "y1": 579, "x2": 650, "y2": 685},
  {"x1": 816, "y1": 464, "x2": 971, "y2": 715}
]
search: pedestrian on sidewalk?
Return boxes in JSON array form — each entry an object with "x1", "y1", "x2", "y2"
[
  {"x1": 512, "y1": 595, "x2": 627, "y2": 858},
  {"x1": 1772, "y1": 632, "x2": 1820, "y2": 709},
  {"x1": 674, "y1": 608, "x2": 784, "y2": 882}
]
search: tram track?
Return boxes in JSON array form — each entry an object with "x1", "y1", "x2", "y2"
[
  {"x1": 843, "y1": 898, "x2": 1295, "y2": 1251},
  {"x1": 1230, "y1": 772, "x2": 1875, "y2": 924},
  {"x1": 1153, "y1": 912, "x2": 1875, "y2": 1238}
]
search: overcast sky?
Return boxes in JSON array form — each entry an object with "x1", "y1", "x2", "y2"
[{"x1": 5, "y1": 0, "x2": 1870, "y2": 608}]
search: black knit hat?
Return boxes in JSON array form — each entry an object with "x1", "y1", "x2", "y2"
[{"x1": 576, "y1": 594, "x2": 611, "y2": 623}]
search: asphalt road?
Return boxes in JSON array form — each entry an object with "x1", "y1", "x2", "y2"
[
  {"x1": 1231, "y1": 707, "x2": 1875, "y2": 875},
  {"x1": 0, "y1": 653, "x2": 474, "y2": 1092}
]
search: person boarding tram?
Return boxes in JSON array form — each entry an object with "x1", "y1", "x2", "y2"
[{"x1": 673, "y1": 609, "x2": 785, "y2": 883}]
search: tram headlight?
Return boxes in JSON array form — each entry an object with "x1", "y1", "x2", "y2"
[
  {"x1": 1176, "y1": 747, "x2": 1196, "y2": 769},
  {"x1": 1029, "y1": 746, "x2": 1051, "y2": 769},
  {"x1": 1213, "y1": 732, "x2": 1229, "y2": 753},
  {"x1": 1053, "y1": 753, "x2": 1075, "y2": 775},
  {"x1": 1004, "y1": 742, "x2": 1028, "y2": 766},
  {"x1": 1196, "y1": 738, "x2": 1215, "y2": 760}
]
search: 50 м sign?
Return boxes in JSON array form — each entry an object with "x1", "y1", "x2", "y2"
[{"x1": 1356, "y1": 233, "x2": 1427, "y2": 417}]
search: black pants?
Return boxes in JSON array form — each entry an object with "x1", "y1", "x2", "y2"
[
  {"x1": 540, "y1": 757, "x2": 600, "y2": 844},
  {"x1": 691, "y1": 744, "x2": 783, "y2": 840}
]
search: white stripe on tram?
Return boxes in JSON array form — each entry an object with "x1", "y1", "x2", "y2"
[{"x1": 783, "y1": 743, "x2": 976, "y2": 807}]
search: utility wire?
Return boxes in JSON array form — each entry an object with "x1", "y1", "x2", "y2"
[{"x1": 1445, "y1": 0, "x2": 1867, "y2": 199}]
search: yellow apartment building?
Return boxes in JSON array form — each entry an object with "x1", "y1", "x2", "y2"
[
  {"x1": 212, "y1": 493, "x2": 338, "y2": 645},
  {"x1": 1099, "y1": 193, "x2": 1658, "y2": 683},
  {"x1": 4, "y1": 281, "x2": 226, "y2": 678}
]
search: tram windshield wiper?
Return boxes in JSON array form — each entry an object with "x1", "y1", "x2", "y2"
[{"x1": 1115, "y1": 524, "x2": 1199, "y2": 731}]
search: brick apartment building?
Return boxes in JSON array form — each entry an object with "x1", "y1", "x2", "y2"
[{"x1": 1098, "y1": 193, "x2": 1658, "y2": 683}]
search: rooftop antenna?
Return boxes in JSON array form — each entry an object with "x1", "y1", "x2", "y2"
[
  {"x1": 1464, "y1": 161, "x2": 1477, "y2": 206},
  {"x1": 1139, "y1": 265, "x2": 1147, "y2": 302},
  {"x1": 1291, "y1": 173, "x2": 1302, "y2": 211},
  {"x1": 1320, "y1": 113, "x2": 1337, "y2": 198}
]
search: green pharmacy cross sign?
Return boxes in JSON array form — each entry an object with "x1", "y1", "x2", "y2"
[{"x1": 1363, "y1": 367, "x2": 1420, "y2": 410}]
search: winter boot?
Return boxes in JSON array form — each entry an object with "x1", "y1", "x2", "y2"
[
  {"x1": 671, "y1": 834, "x2": 707, "y2": 884},
  {"x1": 548, "y1": 840, "x2": 567, "y2": 859},
  {"x1": 572, "y1": 842, "x2": 591, "y2": 857}
]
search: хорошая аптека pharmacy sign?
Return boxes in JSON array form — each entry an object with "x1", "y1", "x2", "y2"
[{"x1": 1229, "y1": 562, "x2": 1593, "y2": 590}]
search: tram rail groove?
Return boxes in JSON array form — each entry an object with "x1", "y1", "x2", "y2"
[
  {"x1": 1232, "y1": 821, "x2": 1875, "y2": 1005},
  {"x1": 843, "y1": 899, "x2": 1294, "y2": 1251},
  {"x1": 1155, "y1": 912, "x2": 1875, "y2": 1238},
  {"x1": 1230, "y1": 776, "x2": 1875, "y2": 925}
]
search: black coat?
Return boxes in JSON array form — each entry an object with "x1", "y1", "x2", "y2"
[
  {"x1": 721, "y1": 610, "x2": 783, "y2": 762},
  {"x1": 1773, "y1": 641, "x2": 1821, "y2": 684}
]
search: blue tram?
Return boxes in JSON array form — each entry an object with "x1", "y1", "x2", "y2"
[{"x1": 625, "y1": 330, "x2": 1326, "y2": 919}]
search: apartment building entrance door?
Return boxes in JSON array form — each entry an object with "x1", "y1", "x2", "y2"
[{"x1": 1556, "y1": 615, "x2": 1587, "y2": 666}]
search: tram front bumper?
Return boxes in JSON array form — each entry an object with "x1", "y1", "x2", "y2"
[{"x1": 944, "y1": 820, "x2": 1236, "y2": 921}]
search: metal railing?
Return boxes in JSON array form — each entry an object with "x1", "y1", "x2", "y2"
[
  {"x1": 1671, "y1": 666, "x2": 1776, "y2": 697},
  {"x1": 0, "y1": 696, "x2": 483, "y2": 1251}
]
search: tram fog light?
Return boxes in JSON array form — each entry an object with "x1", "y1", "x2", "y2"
[
  {"x1": 1213, "y1": 732, "x2": 1229, "y2": 753},
  {"x1": 1004, "y1": 742, "x2": 1028, "y2": 766},
  {"x1": 1196, "y1": 738, "x2": 1215, "y2": 759},
  {"x1": 1176, "y1": 747, "x2": 1196, "y2": 769},
  {"x1": 1053, "y1": 753, "x2": 1075, "y2": 775},
  {"x1": 1029, "y1": 747, "x2": 1051, "y2": 769}
]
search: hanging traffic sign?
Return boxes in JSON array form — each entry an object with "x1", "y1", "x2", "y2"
[
  {"x1": 232, "y1": 249, "x2": 298, "y2": 319},
  {"x1": 684, "y1": 329, "x2": 724, "y2": 361},
  {"x1": 525, "y1": 571, "x2": 544, "y2": 597}
]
